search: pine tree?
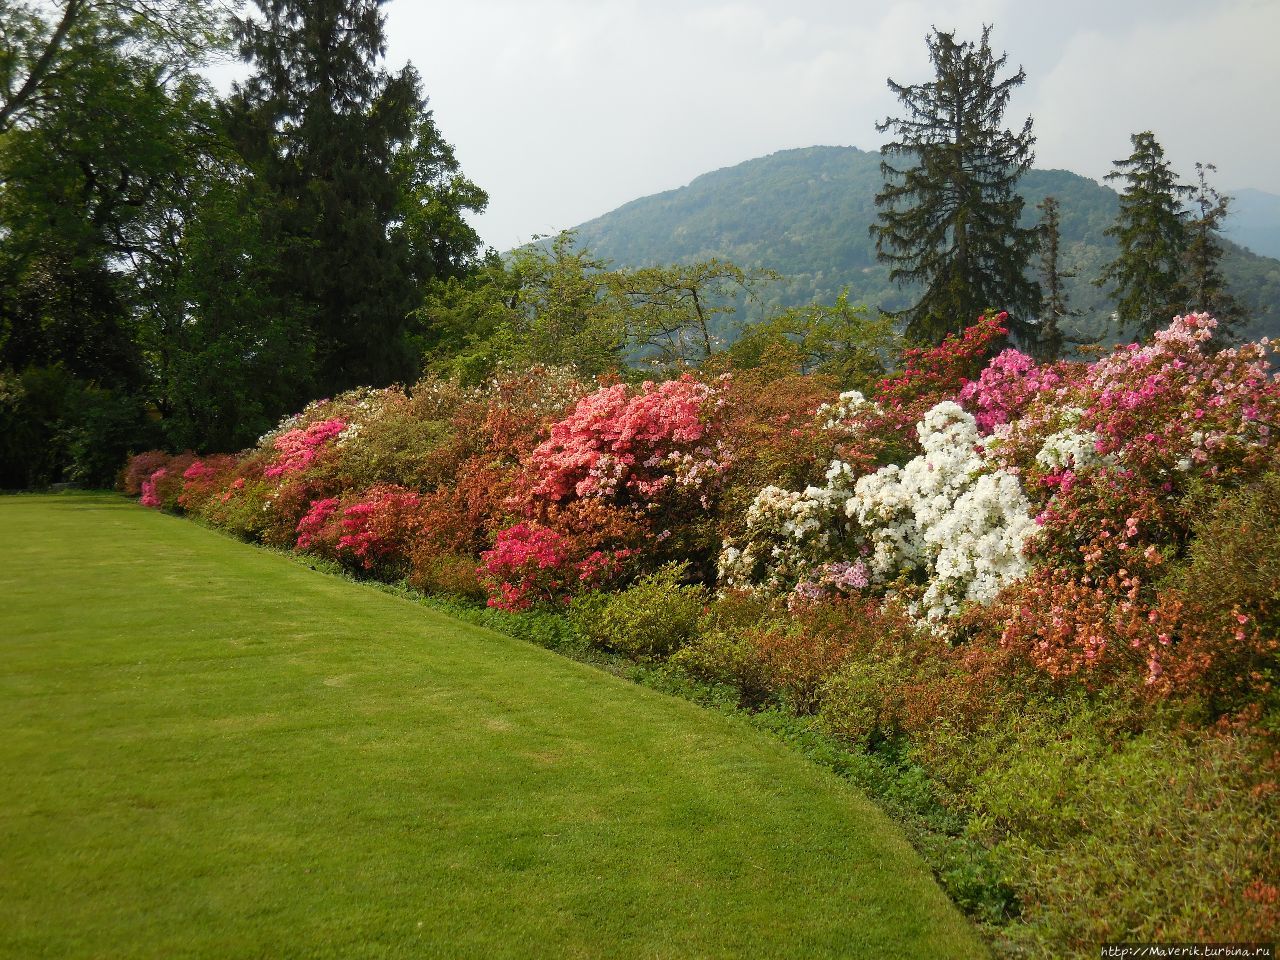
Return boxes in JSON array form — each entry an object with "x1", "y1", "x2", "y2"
[
  {"x1": 872, "y1": 25, "x2": 1040, "y2": 345},
  {"x1": 231, "y1": 0, "x2": 485, "y2": 399},
  {"x1": 1096, "y1": 131, "x2": 1192, "y2": 340},
  {"x1": 1031, "y1": 196, "x2": 1072, "y2": 360},
  {"x1": 1181, "y1": 162, "x2": 1242, "y2": 338}
]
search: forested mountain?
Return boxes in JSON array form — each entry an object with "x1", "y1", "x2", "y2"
[
  {"x1": 1226, "y1": 188, "x2": 1280, "y2": 261},
  {"x1": 571, "y1": 146, "x2": 1280, "y2": 345}
]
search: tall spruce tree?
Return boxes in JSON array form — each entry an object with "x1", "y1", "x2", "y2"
[
  {"x1": 1181, "y1": 162, "x2": 1242, "y2": 338},
  {"x1": 231, "y1": 0, "x2": 485, "y2": 400},
  {"x1": 1032, "y1": 195, "x2": 1072, "y2": 360},
  {"x1": 1096, "y1": 131, "x2": 1192, "y2": 340},
  {"x1": 872, "y1": 25, "x2": 1040, "y2": 345}
]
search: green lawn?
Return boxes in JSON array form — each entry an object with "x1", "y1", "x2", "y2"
[{"x1": 0, "y1": 493, "x2": 987, "y2": 959}]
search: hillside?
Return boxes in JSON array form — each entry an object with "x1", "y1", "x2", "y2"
[{"x1": 572, "y1": 146, "x2": 1280, "y2": 344}]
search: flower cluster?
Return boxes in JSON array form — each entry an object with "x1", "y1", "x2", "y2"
[
  {"x1": 958, "y1": 348, "x2": 1066, "y2": 434},
  {"x1": 529, "y1": 374, "x2": 730, "y2": 504},
  {"x1": 264, "y1": 418, "x2": 347, "y2": 478}
]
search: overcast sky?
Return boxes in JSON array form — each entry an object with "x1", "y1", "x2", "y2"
[{"x1": 215, "y1": 0, "x2": 1280, "y2": 250}]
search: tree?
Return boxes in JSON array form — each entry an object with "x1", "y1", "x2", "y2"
[
  {"x1": 1180, "y1": 162, "x2": 1242, "y2": 338},
  {"x1": 1096, "y1": 131, "x2": 1192, "y2": 340},
  {"x1": 231, "y1": 0, "x2": 486, "y2": 398},
  {"x1": 418, "y1": 232, "x2": 625, "y2": 382},
  {"x1": 608, "y1": 259, "x2": 775, "y2": 367},
  {"x1": 0, "y1": 0, "x2": 226, "y2": 133},
  {"x1": 872, "y1": 25, "x2": 1040, "y2": 345},
  {"x1": 728, "y1": 290, "x2": 899, "y2": 390},
  {"x1": 1030, "y1": 196, "x2": 1072, "y2": 360}
]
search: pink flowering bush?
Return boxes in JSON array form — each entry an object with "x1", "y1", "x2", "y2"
[
  {"x1": 292, "y1": 485, "x2": 424, "y2": 574},
  {"x1": 264, "y1": 418, "x2": 346, "y2": 478},
  {"x1": 529, "y1": 373, "x2": 730, "y2": 506},
  {"x1": 294, "y1": 497, "x2": 340, "y2": 551},
  {"x1": 958, "y1": 349, "x2": 1069, "y2": 435},
  {"x1": 480, "y1": 523, "x2": 572, "y2": 611}
]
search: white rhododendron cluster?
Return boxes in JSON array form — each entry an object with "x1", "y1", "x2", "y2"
[
  {"x1": 717, "y1": 478, "x2": 850, "y2": 592},
  {"x1": 721, "y1": 400, "x2": 1038, "y2": 628},
  {"x1": 816, "y1": 389, "x2": 878, "y2": 431}
]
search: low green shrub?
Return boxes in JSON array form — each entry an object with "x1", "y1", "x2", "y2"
[
  {"x1": 817, "y1": 654, "x2": 910, "y2": 747},
  {"x1": 571, "y1": 563, "x2": 706, "y2": 659},
  {"x1": 409, "y1": 548, "x2": 488, "y2": 601}
]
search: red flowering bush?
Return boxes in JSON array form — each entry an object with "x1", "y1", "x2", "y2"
[
  {"x1": 873, "y1": 312, "x2": 1008, "y2": 434},
  {"x1": 293, "y1": 485, "x2": 424, "y2": 574},
  {"x1": 479, "y1": 499, "x2": 642, "y2": 611},
  {"x1": 120, "y1": 450, "x2": 172, "y2": 497}
]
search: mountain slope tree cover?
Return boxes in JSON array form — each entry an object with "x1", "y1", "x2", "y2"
[
  {"x1": 571, "y1": 145, "x2": 1280, "y2": 348},
  {"x1": 872, "y1": 26, "x2": 1041, "y2": 345}
]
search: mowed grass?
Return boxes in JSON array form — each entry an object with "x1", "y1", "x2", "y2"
[{"x1": 0, "y1": 494, "x2": 987, "y2": 960}]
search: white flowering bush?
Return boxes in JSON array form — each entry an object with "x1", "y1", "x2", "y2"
[{"x1": 723, "y1": 400, "x2": 1037, "y2": 629}]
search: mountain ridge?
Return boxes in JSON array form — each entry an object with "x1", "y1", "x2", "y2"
[{"x1": 570, "y1": 145, "x2": 1280, "y2": 344}]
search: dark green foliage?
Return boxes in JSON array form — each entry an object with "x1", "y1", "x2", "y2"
[
  {"x1": 1097, "y1": 132, "x2": 1193, "y2": 340},
  {"x1": 872, "y1": 26, "x2": 1041, "y2": 344},
  {"x1": 1181, "y1": 163, "x2": 1244, "y2": 338},
  {"x1": 230, "y1": 0, "x2": 487, "y2": 400},
  {"x1": 0, "y1": 366, "x2": 156, "y2": 488},
  {"x1": 1030, "y1": 196, "x2": 1073, "y2": 360}
]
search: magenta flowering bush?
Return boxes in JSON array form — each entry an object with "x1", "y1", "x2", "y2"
[
  {"x1": 958, "y1": 348, "x2": 1068, "y2": 435},
  {"x1": 140, "y1": 467, "x2": 166, "y2": 508}
]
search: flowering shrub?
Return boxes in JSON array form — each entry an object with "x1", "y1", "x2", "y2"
[
  {"x1": 120, "y1": 450, "x2": 172, "y2": 497},
  {"x1": 295, "y1": 497, "x2": 340, "y2": 552},
  {"x1": 264, "y1": 418, "x2": 346, "y2": 478},
  {"x1": 176, "y1": 455, "x2": 237, "y2": 513},
  {"x1": 958, "y1": 349, "x2": 1068, "y2": 435},
  {"x1": 529, "y1": 374, "x2": 730, "y2": 506},
  {"x1": 479, "y1": 523, "x2": 573, "y2": 611}
]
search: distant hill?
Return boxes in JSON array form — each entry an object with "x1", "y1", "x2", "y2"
[
  {"x1": 571, "y1": 146, "x2": 1280, "y2": 345},
  {"x1": 1225, "y1": 188, "x2": 1280, "y2": 261}
]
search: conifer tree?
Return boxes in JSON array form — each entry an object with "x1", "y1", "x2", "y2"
[
  {"x1": 872, "y1": 26, "x2": 1040, "y2": 344},
  {"x1": 1032, "y1": 195, "x2": 1072, "y2": 360},
  {"x1": 231, "y1": 0, "x2": 485, "y2": 399},
  {"x1": 1096, "y1": 131, "x2": 1191, "y2": 340},
  {"x1": 1181, "y1": 162, "x2": 1242, "y2": 338}
]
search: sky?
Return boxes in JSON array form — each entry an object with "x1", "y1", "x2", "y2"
[{"x1": 211, "y1": 0, "x2": 1280, "y2": 251}]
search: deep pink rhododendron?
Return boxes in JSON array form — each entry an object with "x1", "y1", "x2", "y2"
[
  {"x1": 295, "y1": 497, "x2": 340, "y2": 551},
  {"x1": 140, "y1": 468, "x2": 166, "y2": 508}
]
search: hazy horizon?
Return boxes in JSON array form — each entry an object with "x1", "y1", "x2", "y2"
[{"x1": 207, "y1": 0, "x2": 1280, "y2": 251}]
